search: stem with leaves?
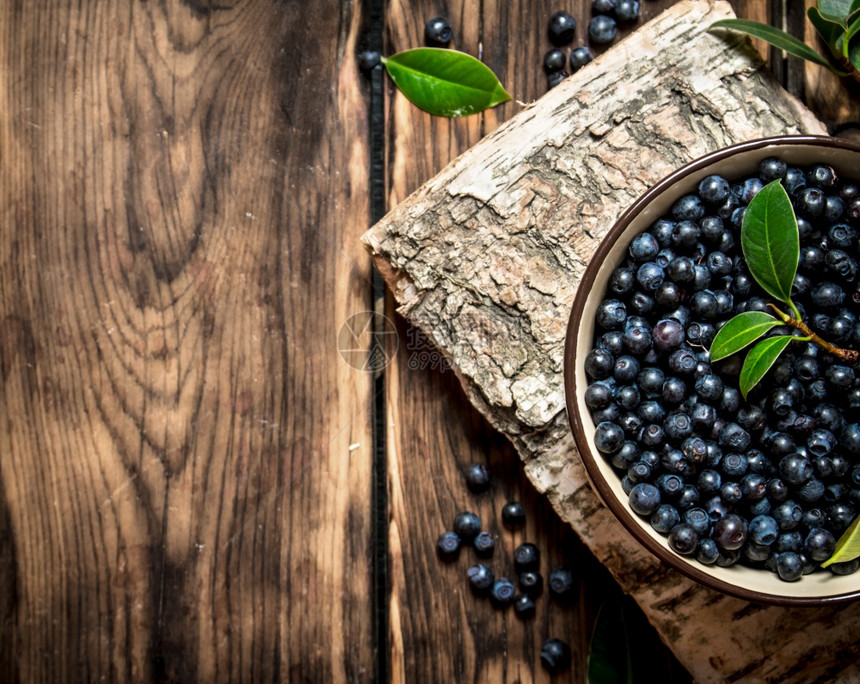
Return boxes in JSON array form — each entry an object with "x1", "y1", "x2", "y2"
[
  {"x1": 709, "y1": 180, "x2": 858, "y2": 398},
  {"x1": 710, "y1": 1, "x2": 860, "y2": 80}
]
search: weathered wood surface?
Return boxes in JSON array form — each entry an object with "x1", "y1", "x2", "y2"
[
  {"x1": 381, "y1": 0, "x2": 694, "y2": 680},
  {"x1": 0, "y1": 2, "x2": 377, "y2": 681},
  {"x1": 365, "y1": 1, "x2": 860, "y2": 681}
]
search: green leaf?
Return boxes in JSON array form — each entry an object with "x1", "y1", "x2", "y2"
[
  {"x1": 739, "y1": 336, "x2": 795, "y2": 399},
  {"x1": 820, "y1": 0, "x2": 854, "y2": 24},
  {"x1": 709, "y1": 312, "x2": 781, "y2": 362},
  {"x1": 821, "y1": 513, "x2": 860, "y2": 567},
  {"x1": 809, "y1": 6, "x2": 848, "y2": 60},
  {"x1": 587, "y1": 597, "x2": 633, "y2": 684},
  {"x1": 709, "y1": 19, "x2": 839, "y2": 71},
  {"x1": 741, "y1": 180, "x2": 799, "y2": 307},
  {"x1": 382, "y1": 48, "x2": 511, "y2": 118}
]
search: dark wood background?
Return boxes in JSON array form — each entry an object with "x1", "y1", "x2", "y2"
[{"x1": 0, "y1": 1, "x2": 851, "y2": 681}]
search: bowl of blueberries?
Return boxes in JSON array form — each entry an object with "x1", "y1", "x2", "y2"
[{"x1": 564, "y1": 135, "x2": 860, "y2": 605}]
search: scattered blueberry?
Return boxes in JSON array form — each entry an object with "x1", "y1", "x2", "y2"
[
  {"x1": 473, "y1": 531, "x2": 495, "y2": 557},
  {"x1": 547, "y1": 70, "x2": 569, "y2": 89},
  {"x1": 453, "y1": 511, "x2": 481, "y2": 543},
  {"x1": 424, "y1": 17, "x2": 453, "y2": 46},
  {"x1": 501, "y1": 501, "x2": 526, "y2": 527},
  {"x1": 513, "y1": 543, "x2": 540, "y2": 572},
  {"x1": 548, "y1": 11, "x2": 577, "y2": 45},
  {"x1": 518, "y1": 570, "x2": 544, "y2": 596},
  {"x1": 467, "y1": 563, "x2": 494, "y2": 594},
  {"x1": 358, "y1": 50, "x2": 381, "y2": 71},
  {"x1": 614, "y1": 0, "x2": 639, "y2": 22},
  {"x1": 490, "y1": 578, "x2": 516, "y2": 607},
  {"x1": 570, "y1": 46, "x2": 595, "y2": 71},
  {"x1": 540, "y1": 638, "x2": 572, "y2": 674},
  {"x1": 464, "y1": 463, "x2": 491, "y2": 492},
  {"x1": 543, "y1": 48, "x2": 567, "y2": 74},
  {"x1": 436, "y1": 531, "x2": 461, "y2": 561},
  {"x1": 513, "y1": 593, "x2": 536, "y2": 618},
  {"x1": 548, "y1": 567, "x2": 576, "y2": 603},
  {"x1": 588, "y1": 14, "x2": 617, "y2": 44}
]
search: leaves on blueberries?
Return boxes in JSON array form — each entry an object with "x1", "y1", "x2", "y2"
[
  {"x1": 739, "y1": 335, "x2": 795, "y2": 399},
  {"x1": 382, "y1": 48, "x2": 511, "y2": 118},
  {"x1": 709, "y1": 311, "x2": 781, "y2": 362},
  {"x1": 741, "y1": 180, "x2": 800, "y2": 307},
  {"x1": 821, "y1": 513, "x2": 860, "y2": 567}
]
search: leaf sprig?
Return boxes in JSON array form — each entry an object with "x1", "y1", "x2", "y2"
[
  {"x1": 709, "y1": 180, "x2": 859, "y2": 398},
  {"x1": 710, "y1": 0, "x2": 860, "y2": 80}
]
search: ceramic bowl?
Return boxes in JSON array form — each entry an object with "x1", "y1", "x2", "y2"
[{"x1": 564, "y1": 135, "x2": 860, "y2": 605}]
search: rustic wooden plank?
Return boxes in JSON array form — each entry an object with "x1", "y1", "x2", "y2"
[
  {"x1": 0, "y1": 2, "x2": 375, "y2": 681},
  {"x1": 382, "y1": 1, "x2": 692, "y2": 680},
  {"x1": 365, "y1": 1, "x2": 860, "y2": 681}
]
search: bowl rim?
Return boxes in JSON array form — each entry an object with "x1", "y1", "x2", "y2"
[{"x1": 564, "y1": 134, "x2": 860, "y2": 606}]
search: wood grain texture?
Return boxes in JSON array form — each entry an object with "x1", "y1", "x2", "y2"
[
  {"x1": 382, "y1": 0, "x2": 692, "y2": 681},
  {"x1": 0, "y1": 1, "x2": 375, "y2": 681},
  {"x1": 365, "y1": 1, "x2": 860, "y2": 681}
]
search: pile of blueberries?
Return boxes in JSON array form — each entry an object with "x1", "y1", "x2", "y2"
[
  {"x1": 584, "y1": 156, "x2": 860, "y2": 582},
  {"x1": 436, "y1": 463, "x2": 577, "y2": 674},
  {"x1": 544, "y1": 2, "x2": 641, "y2": 89}
]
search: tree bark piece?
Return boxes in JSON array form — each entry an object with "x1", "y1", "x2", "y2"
[{"x1": 364, "y1": 1, "x2": 859, "y2": 682}]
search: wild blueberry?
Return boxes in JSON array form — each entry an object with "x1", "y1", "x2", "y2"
[
  {"x1": 473, "y1": 531, "x2": 495, "y2": 557},
  {"x1": 672, "y1": 194, "x2": 705, "y2": 222},
  {"x1": 543, "y1": 49, "x2": 567, "y2": 73},
  {"x1": 628, "y1": 482, "x2": 661, "y2": 515},
  {"x1": 828, "y1": 502, "x2": 856, "y2": 531},
  {"x1": 668, "y1": 522, "x2": 699, "y2": 555},
  {"x1": 358, "y1": 50, "x2": 382, "y2": 71},
  {"x1": 547, "y1": 70, "x2": 569, "y2": 89},
  {"x1": 779, "y1": 454, "x2": 812, "y2": 485},
  {"x1": 513, "y1": 593, "x2": 536, "y2": 618},
  {"x1": 453, "y1": 511, "x2": 481, "y2": 542},
  {"x1": 740, "y1": 473, "x2": 767, "y2": 500},
  {"x1": 696, "y1": 537, "x2": 720, "y2": 564},
  {"x1": 464, "y1": 463, "x2": 490, "y2": 492},
  {"x1": 759, "y1": 156, "x2": 787, "y2": 181},
  {"x1": 636, "y1": 262, "x2": 665, "y2": 292},
  {"x1": 719, "y1": 481, "x2": 741, "y2": 504},
  {"x1": 436, "y1": 531, "x2": 461, "y2": 561},
  {"x1": 548, "y1": 567, "x2": 576, "y2": 603},
  {"x1": 772, "y1": 500, "x2": 803, "y2": 530},
  {"x1": 775, "y1": 551, "x2": 804, "y2": 581},
  {"x1": 743, "y1": 542, "x2": 772, "y2": 564},
  {"x1": 501, "y1": 501, "x2": 526, "y2": 527},
  {"x1": 650, "y1": 504, "x2": 681, "y2": 534},
  {"x1": 712, "y1": 513, "x2": 748, "y2": 550},
  {"x1": 749, "y1": 514, "x2": 779, "y2": 546},
  {"x1": 468, "y1": 563, "x2": 494, "y2": 594},
  {"x1": 684, "y1": 507, "x2": 711, "y2": 536},
  {"x1": 513, "y1": 543, "x2": 540, "y2": 572},
  {"x1": 841, "y1": 423, "x2": 860, "y2": 454},
  {"x1": 614, "y1": 0, "x2": 640, "y2": 22},
  {"x1": 629, "y1": 232, "x2": 660, "y2": 261},
  {"x1": 811, "y1": 282, "x2": 844, "y2": 309},
  {"x1": 490, "y1": 578, "x2": 516, "y2": 607},
  {"x1": 637, "y1": 367, "x2": 665, "y2": 397},
  {"x1": 519, "y1": 570, "x2": 543, "y2": 596},
  {"x1": 671, "y1": 220, "x2": 702, "y2": 248},
  {"x1": 570, "y1": 46, "x2": 595, "y2": 71},
  {"x1": 540, "y1": 638, "x2": 572, "y2": 674},
  {"x1": 651, "y1": 318, "x2": 685, "y2": 352},
  {"x1": 613, "y1": 355, "x2": 640, "y2": 382},
  {"x1": 662, "y1": 376, "x2": 687, "y2": 404},
  {"x1": 699, "y1": 175, "x2": 731, "y2": 203},
  {"x1": 548, "y1": 11, "x2": 577, "y2": 45},
  {"x1": 592, "y1": 0, "x2": 617, "y2": 13},
  {"x1": 804, "y1": 527, "x2": 836, "y2": 562},
  {"x1": 424, "y1": 17, "x2": 453, "y2": 45},
  {"x1": 588, "y1": 14, "x2": 617, "y2": 43}
]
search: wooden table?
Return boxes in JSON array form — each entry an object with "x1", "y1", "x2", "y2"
[{"x1": 0, "y1": 1, "x2": 853, "y2": 681}]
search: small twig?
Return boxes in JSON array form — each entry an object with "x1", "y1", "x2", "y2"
[{"x1": 767, "y1": 303, "x2": 860, "y2": 366}]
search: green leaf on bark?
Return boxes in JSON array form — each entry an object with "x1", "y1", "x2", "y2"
[
  {"x1": 739, "y1": 336, "x2": 795, "y2": 399},
  {"x1": 821, "y1": 513, "x2": 860, "y2": 567},
  {"x1": 709, "y1": 312, "x2": 781, "y2": 362},
  {"x1": 741, "y1": 180, "x2": 799, "y2": 306},
  {"x1": 709, "y1": 19, "x2": 839, "y2": 71},
  {"x1": 383, "y1": 48, "x2": 511, "y2": 118}
]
